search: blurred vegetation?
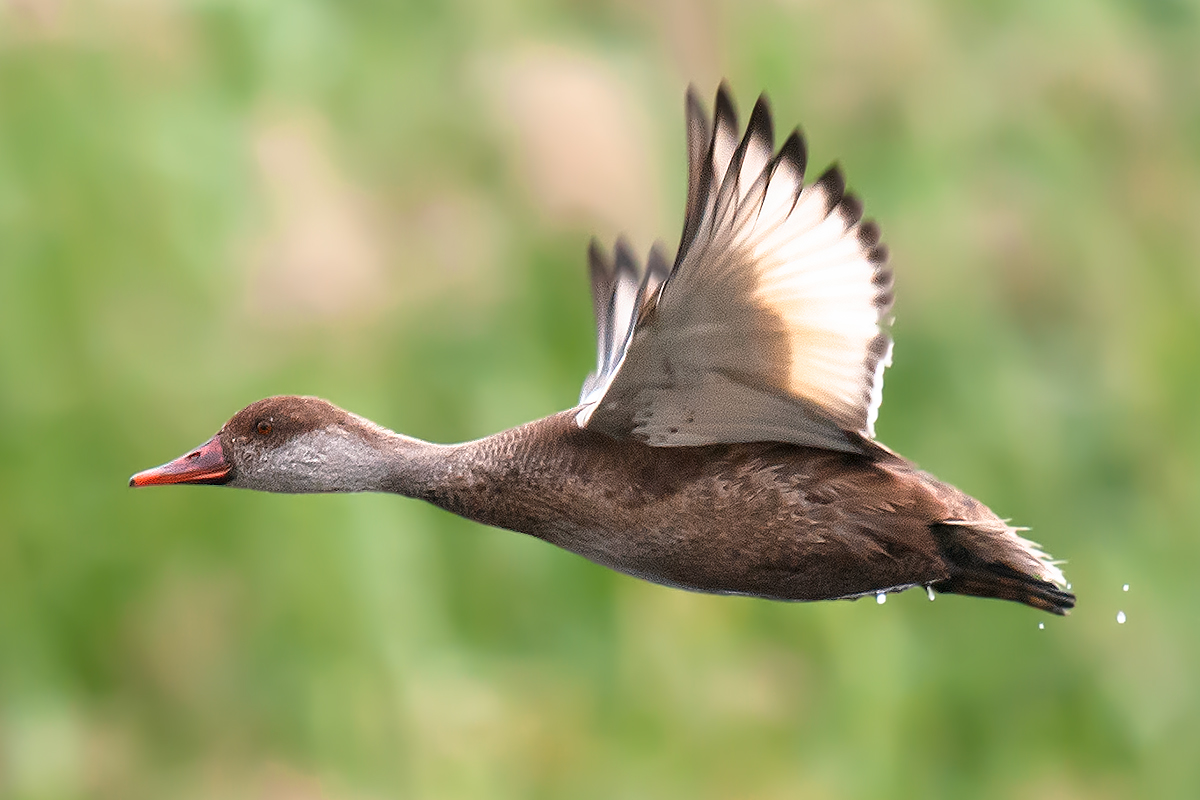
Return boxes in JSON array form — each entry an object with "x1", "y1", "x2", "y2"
[{"x1": 2, "y1": 0, "x2": 1199, "y2": 797}]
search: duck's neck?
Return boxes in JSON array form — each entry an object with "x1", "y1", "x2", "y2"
[
  {"x1": 280, "y1": 415, "x2": 581, "y2": 538},
  {"x1": 330, "y1": 425, "x2": 469, "y2": 498},
  {"x1": 374, "y1": 431, "x2": 463, "y2": 499}
]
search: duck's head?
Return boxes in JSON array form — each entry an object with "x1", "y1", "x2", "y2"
[{"x1": 129, "y1": 396, "x2": 393, "y2": 493}]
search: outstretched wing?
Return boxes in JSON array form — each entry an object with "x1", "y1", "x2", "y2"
[{"x1": 577, "y1": 85, "x2": 893, "y2": 452}]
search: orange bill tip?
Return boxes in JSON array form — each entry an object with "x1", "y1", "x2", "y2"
[{"x1": 129, "y1": 435, "x2": 231, "y2": 487}]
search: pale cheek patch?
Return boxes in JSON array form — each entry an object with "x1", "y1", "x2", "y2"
[{"x1": 241, "y1": 428, "x2": 392, "y2": 493}]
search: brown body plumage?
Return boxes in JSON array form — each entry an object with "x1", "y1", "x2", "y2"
[
  {"x1": 420, "y1": 410, "x2": 1070, "y2": 612},
  {"x1": 131, "y1": 87, "x2": 1074, "y2": 615}
]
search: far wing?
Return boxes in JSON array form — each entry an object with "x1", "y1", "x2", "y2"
[
  {"x1": 577, "y1": 85, "x2": 893, "y2": 452},
  {"x1": 579, "y1": 239, "x2": 669, "y2": 407}
]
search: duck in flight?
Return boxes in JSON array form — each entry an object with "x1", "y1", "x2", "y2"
[{"x1": 132, "y1": 86, "x2": 1074, "y2": 615}]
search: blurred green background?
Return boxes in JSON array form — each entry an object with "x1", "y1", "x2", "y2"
[{"x1": 2, "y1": 0, "x2": 1199, "y2": 797}]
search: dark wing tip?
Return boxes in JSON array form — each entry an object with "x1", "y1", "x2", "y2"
[
  {"x1": 714, "y1": 82, "x2": 738, "y2": 132},
  {"x1": 678, "y1": 85, "x2": 716, "y2": 267},
  {"x1": 613, "y1": 236, "x2": 639, "y2": 276},
  {"x1": 747, "y1": 94, "x2": 774, "y2": 146},
  {"x1": 588, "y1": 239, "x2": 614, "y2": 296},
  {"x1": 685, "y1": 85, "x2": 709, "y2": 137},
  {"x1": 872, "y1": 263, "x2": 895, "y2": 290},
  {"x1": 815, "y1": 164, "x2": 846, "y2": 214},
  {"x1": 837, "y1": 191, "x2": 864, "y2": 226},
  {"x1": 776, "y1": 128, "x2": 809, "y2": 182},
  {"x1": 867, "y1": 333, "x2": 892, "y2": 360},
  {"x1": 856, "y1": 215, "x2": 892, "y2": 308},
  {"x1": 588, "y1": 237, "x2": 609, "y2": 271},
  {"x1": 873, "y1": 254, "x2": 895, "y2": 316},
  {"x1": 588, "y1": 236, "x2": 613, "y2": 290},
  {"x1": 646, "y1": 241, "x2": 671, "y2": 282},
  {"x1": 637, "y1": 241, "x2": 671, "y2": 318},
  {"x1": 858, "y1": 219, "x2": 882, "y2": 248},
  {"x1": 586, "y1": 238, "x2": 617, "y2": 364}
]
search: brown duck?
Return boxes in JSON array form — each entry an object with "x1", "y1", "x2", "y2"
[{"x1": 132, "y1": 86, "x2": 1074, "y2": 615}]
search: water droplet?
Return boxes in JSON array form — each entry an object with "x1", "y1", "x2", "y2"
[
  {"x1": 1116, "y1": 610, "x2": 1126, "y2": 624},
  {"x1": 926, "y1": 585, "x2": 936, "y2": 602},
  {"x1": 1038, "y1": 622, "x2": 1045, "y2": 630},
  {"x1": 1122, "y1": 584, "x2": 1129, "y2": 592},
  {"x1": 876, "y1": 593, "x2": 887, "y2": 605}
]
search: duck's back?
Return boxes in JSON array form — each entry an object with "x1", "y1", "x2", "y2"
[{"x1": 435, "y1": 412, "x2": 1072, "y2": 613}]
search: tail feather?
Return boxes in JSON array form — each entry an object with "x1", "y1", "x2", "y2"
[
  {"x1": 933, "y1": 560, "x2": 1076, "y2": 615},
  {"x1": 929, "y1": 522, "x2": 1075, "y2": 615}
]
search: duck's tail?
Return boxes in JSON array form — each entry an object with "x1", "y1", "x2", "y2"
[{"x1": 929, "y1": 520, "x2": 1075, "y2": 615}]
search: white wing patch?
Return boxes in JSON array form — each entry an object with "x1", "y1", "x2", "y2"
[{"x1": 578, "y1": 86, "x2": 893, "y2": 450}]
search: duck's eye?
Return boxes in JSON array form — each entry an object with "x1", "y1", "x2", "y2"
[{"x1": 256, "y1": 420, "x2": 273, "y2": 436}]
